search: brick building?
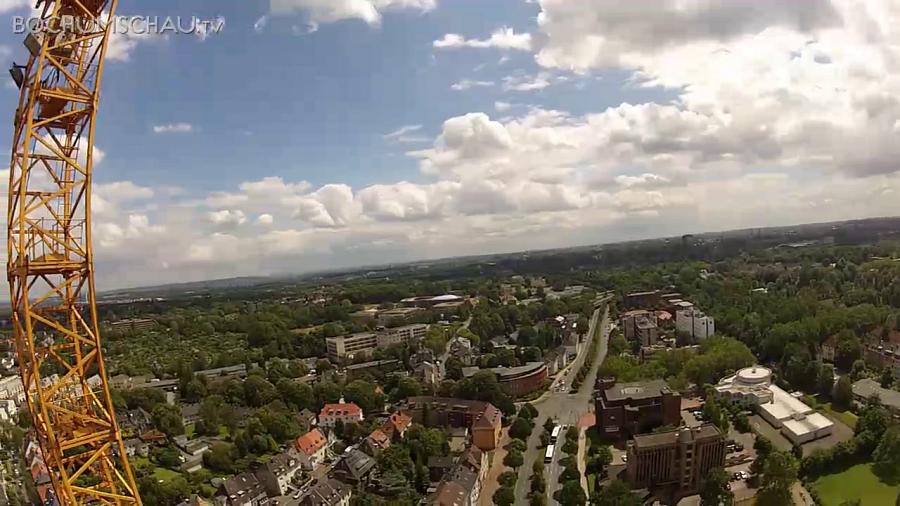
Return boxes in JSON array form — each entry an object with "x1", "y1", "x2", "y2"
[
  {"x1": 594, "y1": 378, "x2": 681, "y2": 439},
  {"x1": 626, "y1": 424, "x2": 726, "y2": 499},
  {"x1": 401, "y1": 397, "x2": 502, "y2": 451}
]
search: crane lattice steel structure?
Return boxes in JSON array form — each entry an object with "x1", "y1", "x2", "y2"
[{"x1": 6, "y1": 0, "x2": 141, "y2": 503}]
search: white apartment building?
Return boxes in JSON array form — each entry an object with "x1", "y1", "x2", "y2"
[
  {"x1": 376, "y1": 323, "x2": 428, "y2": 348},
  {"x1": 0, "y1": 376, "x2": 26, "y2": 404},
  {"x1": 325, "y1": 333, "x2": 378, "y2": 361},
  {"x1": 676, "y1": 309, "x2": 715, "y2": 340}
]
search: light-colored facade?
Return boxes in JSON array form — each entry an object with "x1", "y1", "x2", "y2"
[
  {"x1": 325, "y1": 333, "x2": 377, "y2": 361},
  {"x1": 0, "y1": 375, "x2": 26, "y2": 404},
  {"x1": 716, "y1": 366, "x2": 833, "y2": 444},
  {"x1": 676, "y1": 309, "x2": 715, "y2": 340},
  {"x1": 318, "y1": 401, "x2": 364, "y2": 428},
  {"x1": 295, "y1": 429, "x2": 328, "y2": 471},
  {"x1": 376, "y1": 324, "x2": 428, "y2": 348}
]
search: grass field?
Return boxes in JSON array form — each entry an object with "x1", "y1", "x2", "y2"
[
  {"x1": 812, "y1": 463, "x2": 899, "y2": 506},
  {"x1": 821, "y1": 403, "x2": 858, "y2": 431}
]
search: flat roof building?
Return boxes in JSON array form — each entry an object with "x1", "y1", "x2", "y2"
[
  {"x1": 594, "y1": 378, "x2": 681, "y2": 439},
  {"x1": 325, "y1": 332, "x2": 377, "y2": 362},
  {"x1": 716, "y1": 366, "x2": 833, "y2": 444},
  {"x1": 626, "y1": 424, "x2": 726, "y2": 500}
]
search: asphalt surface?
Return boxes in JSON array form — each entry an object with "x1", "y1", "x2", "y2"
[{"x1": 513, "y1": 304, "x2": 611, "y2": 505}]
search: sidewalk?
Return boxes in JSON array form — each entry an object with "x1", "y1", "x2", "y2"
[{"x1": 478, "y1": 428, "x2": 510, "y2": 506}]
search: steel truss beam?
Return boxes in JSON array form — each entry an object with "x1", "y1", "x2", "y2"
[{"x1": 7, "y1": 0, "x2": 142, "y2": 504}]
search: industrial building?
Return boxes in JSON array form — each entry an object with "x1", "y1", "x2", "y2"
[{"x1": 715, "y1": 366, "x2": 833, "y2": 444}]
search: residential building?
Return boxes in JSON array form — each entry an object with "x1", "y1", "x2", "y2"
[
  {"x1": 300, "y1": 479, "x2": 352, "y2": 506},
  {"x1": 448, "y1": 337, "x2": 474, "y2": 365},
  {"x1": 418, "y1": 361, "x2": 444, "y2": 386},
  {"x1": 675, "y1": 309, "x2": 715, "y2": 340},
  {"x1": 715, "y1": 366, "x2": 833, "y2": 443},
  {"x1": 214, "y1": 472, "x2": 268, "y2": 506},
  {"x1": 594, "y1": 378, "x2": 681, "y2": 439},
  {"x1": 429, "y1": 446, "x2": 487, "y2": 506},
  {"x1": 123, "y1": 438, "x2": 149, "y2": 458},
  {"x1": 626, "y1": 424, "x2": 726, "y2": 499},
  {"x1": 863, "y1": 328, "x2": 900, "y2": 377},
  {"x1": 543, "y1": 346, "x2": 568, "y2": 375},
  {"x1": 621, "y1": 310, "x2": 655, "y2": 341},
  {"x1": 295, "y1": 429, "x2": 328, "y2": 470},
  {"x1": 0, "y1": 375, "x2": 25, "y2": 404},
  {"x1": 181, "y1": 403, "x2": 202, "y2": 426},
  {"x1": 401, "y1": 397, "x2": 502, "y2": 451},
  {"x1": 332, "y1": 448, "x2": 375, "y2": 484},
  {"x1": 325, "y1": 333, "x2": 377, "y2": 362},
  {"x1": 297, "y1": 409, "x2": 317, "y2": 432},
  {"x1": 461, "y1": 362, "x2": 548, "y2": 397},
  {"x1": 376, "y1": 324, "x2": 428, "y2": 348},
  {"x1": 820, "y1": 334, "x2": 838, "y2": 363},
  {"x1": 255, "y1": 449, "x2": 303, "y2": 497},
  {"x1": 318, "y1": 401, "x2": 364, "y2": 428},
  {"x1": 852, "y1": 378, "x2": 900, "y2": 419}
]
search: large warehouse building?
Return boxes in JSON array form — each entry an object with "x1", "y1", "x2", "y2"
[{"x1": 715, "y1": 366, "x2": 833, "y2": 444}]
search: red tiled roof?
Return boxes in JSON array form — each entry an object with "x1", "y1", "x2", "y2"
[
  {"x1": 295, "y1": 428, "x2": 327, "y2": 456},
  {"x1": 473, "y1": 403, "x2": 501, "y2": 429},
  {"x1": 320, "y1": 402, "x2": 362, "y2": 418},
  {"x1": 367, "y1": 429, "x2": 391, "y2": 450},
  {"x1": 386, "y1": 412, "x2": 412, "y2": 434}
]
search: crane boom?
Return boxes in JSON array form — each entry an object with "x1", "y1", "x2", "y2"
[{"x1": 6, "y1": 0, "x2": 141, "y2": 503}]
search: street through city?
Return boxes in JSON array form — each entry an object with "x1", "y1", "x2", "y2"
[{"x1": 513, "y1": 304, "x2": 611, "y2": 505}]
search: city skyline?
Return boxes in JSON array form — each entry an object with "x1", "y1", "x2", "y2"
[{"x1": 1, "y1": 0, "x2": 898, "y2": 290}]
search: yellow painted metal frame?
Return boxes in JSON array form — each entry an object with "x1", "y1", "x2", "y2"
[{"x1": 6, "y1": 0, "x2": 141, "y2": 503}]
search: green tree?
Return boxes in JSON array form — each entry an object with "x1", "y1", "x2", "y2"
[
  {"x1": 519, "y1": 403, "x2": 538, "y2": 420},
  {"x1": 505, "y1": 438, "x2": 527, "y2": 453},
  {"x1": 558, "y1": 480, "x2": 586, "y2": 506},
  {"x1": 498, "y1": 471, "x2": 517, "y2": 487},
  {"x1": 873, "y1": 426, "x2": 900, "y2": 484},
  {"x1": 833, "y1": 375, "x2": 853, "y2": 410},
  {"x1": 509, "y1": 417, "x2": 534, "y2": 440},
  {"x1": 243, "y1": 375, "x2": 277, "y2": 407},
  {"x1": 344, "y1": 380, "x2": 385, "y2": 414},
  {"x1": 881, "y1": 368, "x2": 895, "y2": 389},
  {"x1": 503, "y1": 450, "x2": 524, "y2": 469},
  {"x1": 699, "y1": 468, "x2": 734, "y2": 506},
  {"x1": 757, "y1": 451, "x2": 798, "y2": 506},
  {"x1": 493, "y1": 485, "x2": 515, "y2": 506},
  {"x1": 151, "y1": 404, "x2": 184, "y2": 437},
  {"x1": 203, "y1": 442, "x2": 237, "y2": 473}
]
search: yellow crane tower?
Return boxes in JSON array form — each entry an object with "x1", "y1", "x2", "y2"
[{"x1": 6, "y1": 0, "x2": 141, "y2": 503}]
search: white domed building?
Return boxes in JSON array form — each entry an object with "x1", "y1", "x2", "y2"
[{"x1": 716, "y1": 366, "x2": 834, "y2": 445}]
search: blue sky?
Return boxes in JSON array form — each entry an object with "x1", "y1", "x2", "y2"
[{"x1": 0, "y1": 0, "x2": 898, "y2": 289}]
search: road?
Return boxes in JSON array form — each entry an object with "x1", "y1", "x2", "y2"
[{"x1": 513, "y1": 304, "x2": 611, "y2": 505}]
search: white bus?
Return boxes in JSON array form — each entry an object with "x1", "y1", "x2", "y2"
[
  {"x1": 544, "y1": 444, "x2": 555, "y2": 463},
  {"x1": 550, "y1": 425, "x2": 562, "y2": 443}
]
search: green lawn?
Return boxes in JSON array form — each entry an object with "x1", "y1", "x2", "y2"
[
  {"x1": 821, "y1": 403, "x2": 858, "y2": 431},
  {"x1": 812, "y1": 464, "x2": 899, "y2": 506},
  {"x1": 152, "y1": 466, "x2": 182, "y2": 483}
]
